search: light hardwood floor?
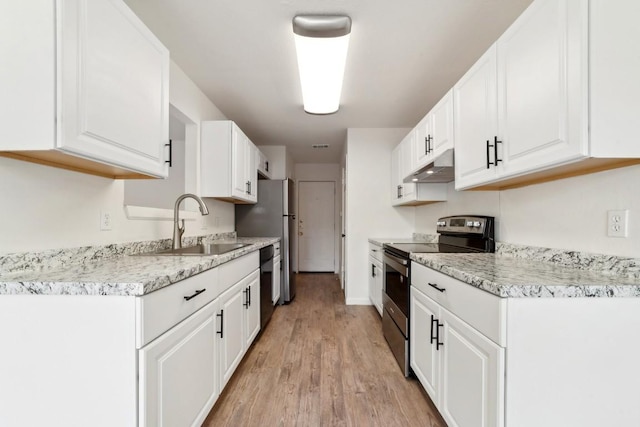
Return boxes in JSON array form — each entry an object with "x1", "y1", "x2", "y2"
[{"x1": 203, "y1": 273, "x2": 446, "y2": 427}]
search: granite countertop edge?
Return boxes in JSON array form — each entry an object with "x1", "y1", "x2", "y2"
[
  {"x1": 410, "y1": 253, "x2": 640, "y2": 298},
  {"x1": 0, "y1": 237, "x2": 280, "y2": 297}
]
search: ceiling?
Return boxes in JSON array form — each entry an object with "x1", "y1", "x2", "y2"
[{"x1": 124, "y1": 0, "x2": 533, "y2": 163}]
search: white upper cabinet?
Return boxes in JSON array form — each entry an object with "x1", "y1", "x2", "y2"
[
  {"x1": 413, "y1": 114, "x2": 431, "y2": 171},
  {"x1": 453, "y1": 45, "x2": 500, "y2": 189},
  {"x1": 455, "y1": 0, "x2": 640, "y2": 190},
  {"x1": 496, "y1": 0, "x2": 587, "y2": 178},
  {"x1": 391, "y1": 133, "x2": 447, "y2": 207},
  {"x1": 0, "y1": 0, "x2": 169, "y2": 179},
  {"x1": 412, "y1": 90, "x2": 454, "y2": 174},
  {"x1": 256, "y1": 148, "x2": 272, "y2": 179},
  {"x1": 201, "y1": 121, "x2": 258, "y2": 204}
]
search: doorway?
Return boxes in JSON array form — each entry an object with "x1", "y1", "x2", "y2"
[{"x1": 298, "y1": 181, "x2": 335, "y2": 272}]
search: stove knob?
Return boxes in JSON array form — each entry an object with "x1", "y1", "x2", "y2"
[
  {"x1": 473, "y1": 221, "x2": 481, "y2": 228},
  {"x1": 466, "y1": 221, "x2": 473, "y2": 227}
]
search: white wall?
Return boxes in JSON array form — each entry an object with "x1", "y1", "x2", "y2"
[
  {"x1": 0, "y1": 61, "x2": 234, "y2": 255},
  {"x1": 293, "y1": 163, "x2": 341, "y2": 273},
  {"x1": 415, "y1": 164, "x2": 640, "y2": 258},
  {"x1": 344, "y1": 128, "x2": 414, "y2": 305}
]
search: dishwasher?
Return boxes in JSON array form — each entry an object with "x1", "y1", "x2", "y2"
[{"x1": 259, "y1": 245, "x2": 275, "y2": 329}]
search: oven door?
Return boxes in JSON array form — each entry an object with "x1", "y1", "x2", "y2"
[{"x1": 382, "y1": 250, "x2": 409, "y2": 336}]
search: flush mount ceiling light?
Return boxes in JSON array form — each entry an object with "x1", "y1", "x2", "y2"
[{"x1": 292, "y1": 15, "x2": 351, "y2": 115}]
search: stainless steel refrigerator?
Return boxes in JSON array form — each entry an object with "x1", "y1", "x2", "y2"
[{"x1": 235, "y1": 179, "x2": 296, "y2": 304}]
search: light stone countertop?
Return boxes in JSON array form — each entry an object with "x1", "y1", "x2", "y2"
[
  {"x1": 0, "y1": 237, "x2": 279, "y2": 297},
  {"x1": 411, "y1": 252, "x2": 640, "y2": 298}
]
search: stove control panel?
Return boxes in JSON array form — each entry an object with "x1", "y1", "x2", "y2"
[{"x1": 436, "y1": 215, "x2": 493, "y2": 236}]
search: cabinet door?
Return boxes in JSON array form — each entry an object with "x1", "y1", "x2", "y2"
[
  {"x1": 497, "y1": 0, "x2": 587, "y2": 178},
  {"x1": 410, "y1": 286, "x2": 440, "y2": 403},
  {"x1": 453, "y1": 45, "x2": 499, "y2": 190},
  {"x1": 139, "y1": 299, "x2": 218, "y2": 427},
  {"x1": 430, "y1": 90, "x2": 454, "y2": 157},
  {"x1": 373, "y1": 258, "x2": 383, "y2": 316},
  {"x1": 58, "y1": 0, "x2": 169, "y2": 178},
  {"x1": 273, "y1": 256, "x2": 281, "y2": 305},
  {"x1": 399, "y1": 135, "x2": 416, "y2": 201},
  {"x1": 246, "y1": 141, "x2": 258, "y2": 203},
  {"x1": 390, "y1": 145, "x2": 403, "y2": 204},
  {"x1": 218, "y1": 280, "x2": 246, "y2": 390},
  {"x1": 368, "y1": 257, "x2": 377, "y2": 308},
  {"x1": 244, "y1": 270, "x2": 261, "y2": 348},
  {"x1": 439, "y1": 308, "x2": 505, "y2": 427},
  {"x1": 414, "y1": 115, "x2": 432, "y2": 171},
  {"x1": 231, "y1": 125, "x2": 248, "y2": 199}
]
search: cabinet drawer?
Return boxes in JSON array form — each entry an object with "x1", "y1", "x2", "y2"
[
  {"x1": 369, "y1": 243, "x2": 383, "y2": 262},
  {"x1": 136, "y1": 267, "x2": 219, "y2": 348},
  {"x1": 219, "y1": 251, "x2": 259, "y2": 290},
  {"x1": 411, "y1": 262, "x2": 506, "y2": 346}
]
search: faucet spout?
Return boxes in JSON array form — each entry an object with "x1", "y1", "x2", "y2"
[{"x1": 173, "y1": 193, "x2": 210, "y2": 249}]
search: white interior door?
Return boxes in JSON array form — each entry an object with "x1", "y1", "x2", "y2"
[{"x1": 298, "y1": 181, "x2": 335, "y2": 272}]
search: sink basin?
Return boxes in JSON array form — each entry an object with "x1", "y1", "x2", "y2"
[{"x1": 143, "y1": 242, "x2": 252, "y2": 256}]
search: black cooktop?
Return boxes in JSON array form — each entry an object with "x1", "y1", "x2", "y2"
[{"x1": 383, "y1": 242, "x2": 485, "y2": 257}]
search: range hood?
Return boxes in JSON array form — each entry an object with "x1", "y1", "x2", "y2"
[{"x1": 403, "y1": 149, "x2": 455, "y2": 183}]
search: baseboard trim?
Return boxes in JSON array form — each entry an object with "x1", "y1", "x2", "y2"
[{"x1": 345, "y1": 297, "x2": 373, "y2": 306}]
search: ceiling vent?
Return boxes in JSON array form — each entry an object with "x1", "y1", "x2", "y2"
[{"x1": 312, "y1": 144, "x2": 330, "y2": 149}]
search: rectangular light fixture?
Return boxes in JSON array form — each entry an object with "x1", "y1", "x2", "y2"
[{"x1": 292, "y1": 15, "x2": 352, "y2": 115}]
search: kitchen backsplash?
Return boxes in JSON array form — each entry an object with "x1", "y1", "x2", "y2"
[{"x1": 0, "y1": 232, "x2": 237, "y2": 275}]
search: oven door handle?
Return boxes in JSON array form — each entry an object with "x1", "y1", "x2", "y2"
[
  {"x1": 384, "y1": 251, "x2": 408, "y2": 265},
  {"x1": 383, "y1": 252, "x2": 409, "y2": 277}
]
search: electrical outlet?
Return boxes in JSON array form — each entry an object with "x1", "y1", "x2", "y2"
[
  {"x1": 607, "y1": 209, "x2": 628, "y2": 238},
  {"x1": 100, "y1": 210, "x2": 113, "y2": 231}
]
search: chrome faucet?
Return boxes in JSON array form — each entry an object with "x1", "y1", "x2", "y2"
[{"x1": 173, "y1": 193, "x2": 210, "y2": 249}]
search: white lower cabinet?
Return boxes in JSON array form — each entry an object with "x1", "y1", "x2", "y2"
[
  {"x1": 368, "y1": 243, "x2": 383, "y2": 315},
  {"x1": 368, "y1": 257, "x2": 383, "y2": 316},
  {"x1": 410, "y1": 287, "x2": 439, "y2": 399},
  {"x1": 410, "y1": 285, "x2": 504, "y2": 427},
  {"x1": 439, "y1": 308, "x2": 504, "y2": 427},
  {"x1": 411, "y1": 261, "x2": 640, "y2": 427},
  {"x1": 0, "y1": 250, "x2": 262, "y2": 427},
  {"x1": 243, "y1": 270, "x2": 261, "y2": 351},
  {"x1": 273, "y1": 254, "x2": 281, "y2": 305},
  {"x1": 218, "y1": 278, "x2": 248, "y2": 390},
  {"x1": 139, "y1": 298, "x2": 219, "y2": 427},
  {"x1": 217, "y1": 255, "x2": 261, "y2": 391}
]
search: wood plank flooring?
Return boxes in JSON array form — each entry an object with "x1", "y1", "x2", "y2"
[{"x1": 203, "y1": 273, "x2": 446, "y2": 427}]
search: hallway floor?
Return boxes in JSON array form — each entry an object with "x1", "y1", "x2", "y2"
[{"x1": 203, "y1": 273, "x2": 446, "y2": 426}]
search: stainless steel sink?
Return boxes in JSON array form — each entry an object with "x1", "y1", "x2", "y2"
[{"x1": 141, "y1": 242, "x2": 252, "y2": 256}]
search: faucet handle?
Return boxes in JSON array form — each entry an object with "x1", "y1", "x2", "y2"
[{"x1": 179, "y1": 219, "x2": 185, "y2": 236}]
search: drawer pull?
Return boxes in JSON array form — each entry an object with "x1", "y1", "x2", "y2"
[
  {"x1": 184, "y1": 288, "x2": 206, "y2": 301},
  {"x1": 428, "y1": 282, "x2": 446, "y2": 293},
  {"x1": 216, "y1": 310, "x2": 224, "y2": 338}
]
